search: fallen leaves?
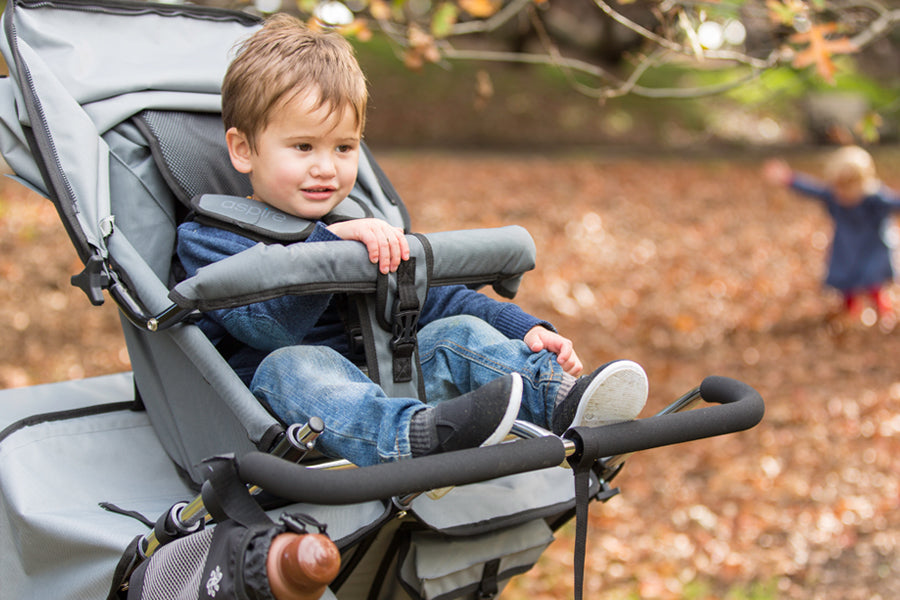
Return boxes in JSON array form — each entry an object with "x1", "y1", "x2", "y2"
[
  {"x1": 2, "y1": 149, "x2": 900, "y2": 598},
  {"x1": 379, "y1": 149, "x2": 900, "y2": 599}
]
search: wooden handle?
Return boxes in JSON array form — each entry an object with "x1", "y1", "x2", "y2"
[{"x1": 267, "y1": 532, "x2": 341, "y2": 600}]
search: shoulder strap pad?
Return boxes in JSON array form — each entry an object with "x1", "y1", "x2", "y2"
[{"x1": 190, "y1": 194, "x2": 371, "y2": 243}]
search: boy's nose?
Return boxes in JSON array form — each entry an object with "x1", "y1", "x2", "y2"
[{"x1": 311, "y1": 153, "x2": 337, "y2": 178}]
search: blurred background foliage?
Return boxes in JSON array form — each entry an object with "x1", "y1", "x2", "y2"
[{"x1": 178, "y1": 0, "x2": 900, "y2": 150}]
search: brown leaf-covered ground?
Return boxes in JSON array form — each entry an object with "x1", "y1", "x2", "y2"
[{"x1": 2, "y1": 148, "x2": 899, "y2": 599}]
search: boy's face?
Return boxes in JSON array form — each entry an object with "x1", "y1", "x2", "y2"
[{"x1": 226, "y1": 87, "x2": 361, "y2": 220}]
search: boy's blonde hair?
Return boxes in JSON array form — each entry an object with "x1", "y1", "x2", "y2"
[
  {"x1": 825, "y1": 145, "x2": 878, "y2": 189},
  {"x1": 222, "y1": 14, "x2": 367, "y2": 151}
]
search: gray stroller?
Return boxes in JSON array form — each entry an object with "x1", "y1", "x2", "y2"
[{"x1": 0, "y1": 1, "x2": 765, "y2": 599}]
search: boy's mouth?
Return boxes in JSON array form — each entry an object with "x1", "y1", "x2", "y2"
[{"x1": 302, "y1": 186, "x2": 337, "y2": 200}]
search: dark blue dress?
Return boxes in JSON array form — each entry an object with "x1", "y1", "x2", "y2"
[{"x1": 791, "y1": 174, "x2": 900, "y2": 292}]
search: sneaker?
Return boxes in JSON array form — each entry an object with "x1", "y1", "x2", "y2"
[
  {"x1": 551, "y1": 360, "x2": 648, "y2": 435},
  {"x1": 874, "y1": 288, "x2": 894, "y2": 317},
  {"x1": 425, "y1": 373, "x2": 523, "y2": 456}
]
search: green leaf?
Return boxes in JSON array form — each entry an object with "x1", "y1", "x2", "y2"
[
  {"x1": 431, "y1": 2, "x2": 458, "y2": 38},
  {"x1": 296, "y1": 0, "x2": 318, "y2": 14}
]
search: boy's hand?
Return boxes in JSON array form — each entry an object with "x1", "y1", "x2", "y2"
[
  {"x1": 524, "y1": 326, "x2": 583, "y2": 377},
  {"x1": 327, "y1": 218, "x2": 410, "y2": 274}
]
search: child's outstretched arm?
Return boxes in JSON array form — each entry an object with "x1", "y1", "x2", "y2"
[
  {"x1": 762, "y1": 159, "x2": 793, "y2": 186},
  {"x1": 524, "y1": 326, "x2": 583, "y2": 377},
  {"x1": 327, "y1": 218, "x2": 410, "y2": 274}
]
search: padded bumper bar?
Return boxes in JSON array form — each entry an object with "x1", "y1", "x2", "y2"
[
  {"x1": 233, "y1": 376, "x2": 764, "y2": 505},
  {"x1": 168, "y1": 226, "x2": 537, "y2": 312}
]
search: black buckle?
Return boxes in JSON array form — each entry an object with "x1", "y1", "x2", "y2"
[
  {"x1": 390, "y1": 305, "x2": 419, "y2": 383},
  {"x1": 388, "y1": 259, "x2": 419, "y2": 383},
  {"x1": 390, "y1": 307, "x2": 419, "y2": 358}
]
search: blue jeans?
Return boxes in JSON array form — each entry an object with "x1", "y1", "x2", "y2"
[{"x1": 251, "y1": 315, "x2": 568, "y2": 466}]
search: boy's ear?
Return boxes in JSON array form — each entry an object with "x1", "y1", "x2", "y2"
[{"x1": 225, "y1": 127, "x2": 253, "y2": 174}]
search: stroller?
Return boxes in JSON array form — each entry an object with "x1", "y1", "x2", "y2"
[{"x1": 0, "y1": 1, "x2": 765, "y2": 599}]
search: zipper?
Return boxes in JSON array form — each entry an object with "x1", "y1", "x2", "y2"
[
  {"x1": 16, "y1": 0, "x2": 260, "y2": 25},
  {"x1": 3, "y1": 0, "x2": 261, "y2": 265},
  {"x1": 3, "y1": 0, "x2": 93, "y2": 262}
]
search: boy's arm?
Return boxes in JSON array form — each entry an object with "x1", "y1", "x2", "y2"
[
  {"x1": 176, "y1": 221, "x2": 338, "y2": 352},
  {"x1": 420, "y1": 285, "x2": 583, "y2": 375},
  {"x1": 420, "y1": 284, "x2": 550, "y2": 339}
]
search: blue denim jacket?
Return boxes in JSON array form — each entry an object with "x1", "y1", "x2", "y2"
[{"x1": 176, "y1": 220, "x2": 551, "y2": 382}]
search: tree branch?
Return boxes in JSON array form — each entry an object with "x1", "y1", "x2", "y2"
[{"x1": 448, "y1": 0, "x2": 534, "y2": 36}]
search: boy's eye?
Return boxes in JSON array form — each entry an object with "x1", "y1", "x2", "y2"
[
  {"x1": 337, "y1": 144, "x2": 354, "y2": 153},
  {"x1": 295, "y1": 143, "x2": 313, "y2": 152}
]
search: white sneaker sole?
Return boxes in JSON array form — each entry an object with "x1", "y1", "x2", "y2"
[
  {"x1": 572, "y1": 360, "x2": 647, "y2": 428},
  {"x1": 480, "y1": 372, "x2": 523, "y2": 447}
]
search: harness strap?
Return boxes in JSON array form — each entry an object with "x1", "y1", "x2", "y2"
[
  {"x1": 572, "y1": 465, "x2": 591, "y2": 600},
  {"x1": 390, "y1": 259, "x2": 420, "y2": 383},
  {"x1": 478, "y1": 558, "x2": 501, "y2": 598},
  {"x1": 200, "y1": 456, "x2": 272, "y2": 528}
]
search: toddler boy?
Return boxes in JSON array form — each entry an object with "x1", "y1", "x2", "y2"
[{"x1": 177, "y1": 14, "x2": 648, "y2": 467}]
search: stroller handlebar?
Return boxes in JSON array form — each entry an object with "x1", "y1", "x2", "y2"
[
  {"x1": 565, "y1": 375, "x2": 764, "y2": 469},
  {"x1": 237, "y1": 435, "x2": 567, "y2": 506},
  {"x1": 234, "y1": 376, "x2": 763, "y2": 505}
]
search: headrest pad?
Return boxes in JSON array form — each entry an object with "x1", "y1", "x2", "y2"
[{"x1": 135, "y1": 110, "x2": 253, "y2": 206}]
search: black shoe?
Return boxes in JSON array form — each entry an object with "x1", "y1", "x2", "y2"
[
  {"x1": 427, "y1": 373, "x2": 523, "y2": 455},
  {"x1": 551, "y1": 360, "x2": 648, "y2": 436}
]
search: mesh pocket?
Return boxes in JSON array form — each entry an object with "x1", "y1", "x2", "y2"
[{"x1": 132, "y1": 528, "x2": 215, "y2": 600}]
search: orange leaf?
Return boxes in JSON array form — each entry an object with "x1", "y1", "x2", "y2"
[
  {"x1": 368, "y1": 0, "x2": 391, "y2": 21},
  {"x1": 789, "y1": 22, "x2": 857, "y2": 84},
  {"x1": 459, "y1": 0, "x2": 500, "y2": 18}
]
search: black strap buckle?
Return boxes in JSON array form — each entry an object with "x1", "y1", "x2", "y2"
[{"x1": 390, "y1": 306, "x2": 419, "y2": 382}]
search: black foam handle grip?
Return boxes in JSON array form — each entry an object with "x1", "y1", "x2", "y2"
[
  {"x1": 236, "y1": 435, "x2": 567, "y2": 505},
  {"x1": 566, "y1": 375, "x2": 764, "y2": 469}
]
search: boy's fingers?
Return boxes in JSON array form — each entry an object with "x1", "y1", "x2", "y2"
[
  {"x1": 378, "y1": 231, "x2": 392, "y2": 273},
  {"x1": 387, "y1": 228, "x2": 410, "y2": 272},
  {"x1": 387, "y1": 233, "x2": 402, "y2": 272},
  {"x1": 398, "y1": 229, "x2": 410, "y2": 260}
]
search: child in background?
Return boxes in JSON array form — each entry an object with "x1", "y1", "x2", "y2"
[
  {"x1": 176, "y1": 15, "x2": 648, "y2": 468},
  {"x1": 763, "y1": 146, "x2": 900, "y2": 323}
]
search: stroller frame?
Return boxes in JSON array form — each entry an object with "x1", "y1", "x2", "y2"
[{"x1": 0, "y1": 1, "x2": 764, "y2": 599}]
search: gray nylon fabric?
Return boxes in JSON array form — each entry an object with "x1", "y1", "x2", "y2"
[
  {"x1": 398, "y1": 520, "x2": 554, "y2": 600},
  {"x1": 0, "y1": 2, "x2": 252, "y2": 254},
  {"x1": 0, "y1": 375, "x2": 379, "y2": 600},
  {"x1": 169, "y1": 227, "x2": 535, "y2": 310}
]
